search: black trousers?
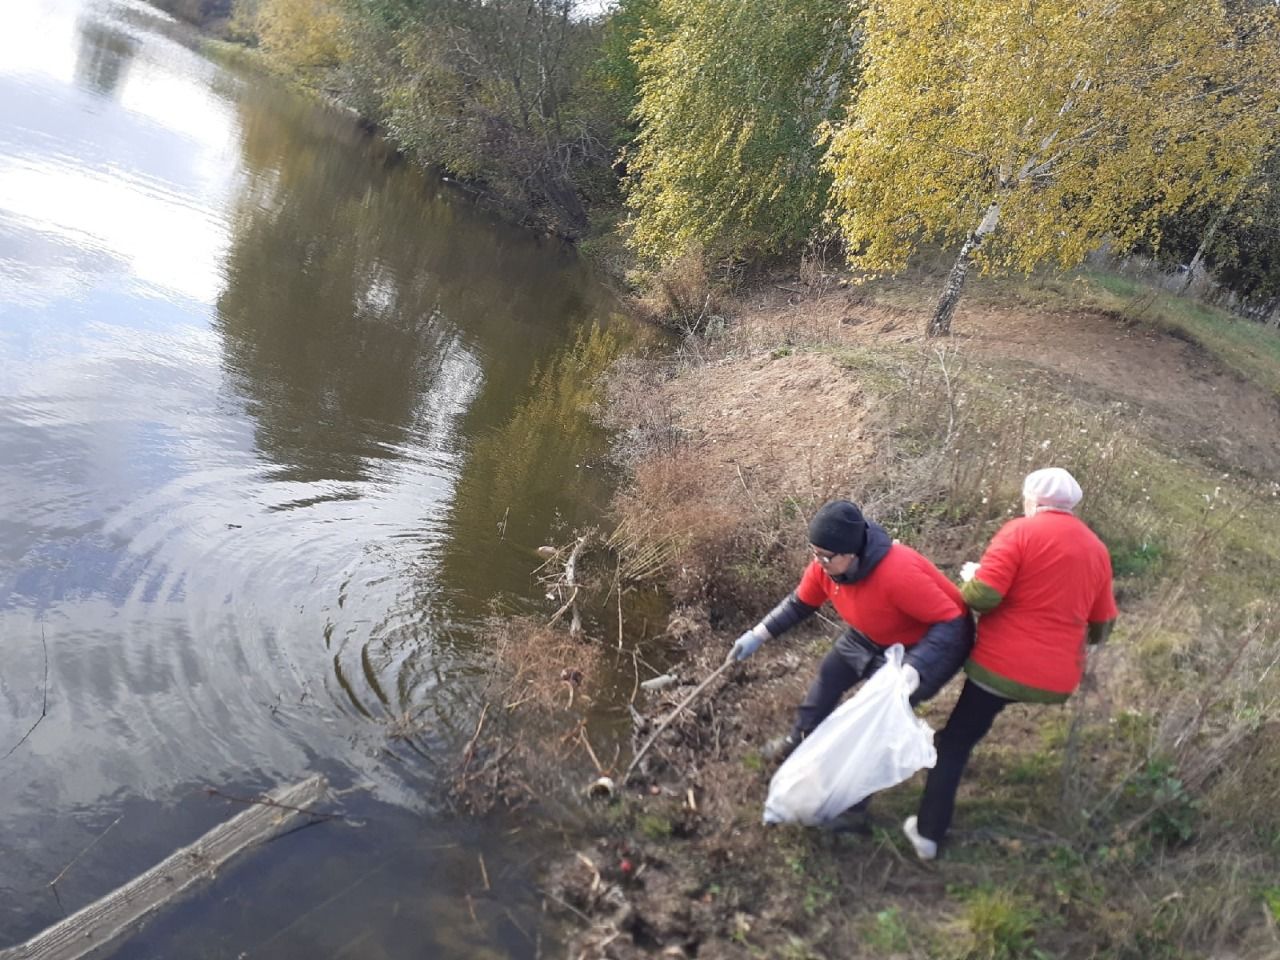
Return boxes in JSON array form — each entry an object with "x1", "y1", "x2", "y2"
[
  {"x1": 792, "y1": 649, "x2": 867, "y2": 739},
  {"x1": 916, "y1": 679, "x2": 1012, "y2": 842}
]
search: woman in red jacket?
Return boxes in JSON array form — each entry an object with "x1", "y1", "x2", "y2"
[
  {"x1": 730, "y1": 499, "x2": 974, "y2": 763},
  {"x1": 903, "y1": 467, "x2": 1117, "y2": 860}
]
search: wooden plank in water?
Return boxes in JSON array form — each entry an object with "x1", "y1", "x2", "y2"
[{"x1": 0, "y1": 775, "x2": 329, "y2": 960}]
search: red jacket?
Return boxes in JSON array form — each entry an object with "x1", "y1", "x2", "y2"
[
  {"x1": 967, "y1": 511, "x2": 1117, "y2": 700},
  {"x1": 796, "y1": 542, "x2": 966, "y2": 647}
]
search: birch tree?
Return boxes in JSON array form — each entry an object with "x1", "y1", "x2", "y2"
[
  {"x1": 625, "y1": 0, "x2": 861, "y2": 263},
  {"x1": 825, "y1": 0, "x2": 1280, "y2": 336},
  {"x1": 1155, "y1": 140, "x2": 1280, "y2": 310}
]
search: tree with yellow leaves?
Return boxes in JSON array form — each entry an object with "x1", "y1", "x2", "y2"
[
  {"x1": 256, "y1": 0, "x2": 351, "y2": 75},
  {"x1": 626, "y1": 0, "x2": 861, "y2": 263},
  {"x1": 825, "y1": 0, "x2": 1280, "y2": 336}
]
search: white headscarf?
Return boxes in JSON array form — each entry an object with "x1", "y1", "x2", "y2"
[{"x1": 1023, "y1": 467, "x2": 1083, "y2": 511}]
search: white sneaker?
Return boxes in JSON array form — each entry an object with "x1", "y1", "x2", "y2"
[{"x1": 902, "y1": 816, "x2": 938, "y2": 861}]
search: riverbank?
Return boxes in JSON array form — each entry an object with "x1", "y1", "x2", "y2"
[
  {"x1": 144, "y1": 11, "x2": 1280, "y2": 953},
  {"x1": 467, "y1": 268, "x2": 1280, "y2": 958}
]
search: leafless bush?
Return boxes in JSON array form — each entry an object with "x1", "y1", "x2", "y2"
[
  {"x1": 451, "y1": 616, "x2": 609, "y2": 815},
  {"x1": 635, "y1": 246, "x2": 724, "y2": 340}
]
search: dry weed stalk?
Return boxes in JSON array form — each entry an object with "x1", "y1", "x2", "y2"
[
  {"x1": 858, "y1": 345, "x2": 1139, "y2": 567},
  {"x1": 605, "y1": 514, "x2": 680, "y2": 584}
]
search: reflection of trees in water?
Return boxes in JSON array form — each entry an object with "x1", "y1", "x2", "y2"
[
  {"x1": 458, "y1": 325, "x2": 621, "y2": 540},
  {"x1": 432, "y1": 323, "x2": 633, "y2": 635},
  {"x1": 212, "y1": 85, "x2": 635, "y2": 719},
  {"x1": 214, "y1": 85, "x2": 610, "y2": 485},
  {"x1": 73, "y1": 20, "x2": 139, "y2": 97}
]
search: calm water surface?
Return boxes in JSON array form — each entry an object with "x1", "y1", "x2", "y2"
[{"x1": 0, "y1": 1, "x2": 633, "y2": 954}]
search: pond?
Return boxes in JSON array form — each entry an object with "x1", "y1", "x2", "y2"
[{"x1": 0, "y1": 1, "x2": 637, "y2": 955}]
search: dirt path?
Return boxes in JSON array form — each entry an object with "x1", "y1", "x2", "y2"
[
  {"x1": 734, "y1": 286, "x2": 1280, "y2": 479},
  {"x1": 951, "y1": 304, "x2": 1280, "y2": 479}
]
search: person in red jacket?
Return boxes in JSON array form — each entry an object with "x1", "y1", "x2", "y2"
[
  {"x1": 730, "y1": 500, "x2": 974, "y2": 764},
  {"x1": 903, "y1": 467, "x2": 1117, "y2": 860}
]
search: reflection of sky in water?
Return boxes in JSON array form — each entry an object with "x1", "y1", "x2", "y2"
[
  {"x1": 0, "y1": 0, "x2": 485, "y2": 811},
  {"x1": 0, "y1": 0, "x2": 237, "y2": 308}
]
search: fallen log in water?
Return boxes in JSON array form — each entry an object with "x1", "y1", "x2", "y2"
[{"x1": 0, "y1": 775, "x2": 330, "y2": 960}]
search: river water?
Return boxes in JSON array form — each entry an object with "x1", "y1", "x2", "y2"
[{"x1": 0, "y1": 1, "x2": 634, "y2": 955}]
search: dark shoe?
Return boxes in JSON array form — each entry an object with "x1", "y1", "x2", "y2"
[
  {"x1": 760, "y1": 733, "x2": 801, "y2": 765},
  {"x1": 821, "y1": 797, "x2": 873, "y2": 834}
]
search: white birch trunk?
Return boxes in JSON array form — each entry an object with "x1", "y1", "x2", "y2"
[
  {"x1": 928, "y1": 202, "x2": 1001, "y2": 338},
  {"x1": 1179, "y1": 207, "x2": 1226, "y2": 296}
]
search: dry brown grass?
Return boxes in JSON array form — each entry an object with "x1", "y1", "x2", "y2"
[
  {"x1": 632, "y1": 246, "x2": 722, "y2": 339},
  {"x1": 488, "y1": 618, "x2": 606, "y2": 714}
]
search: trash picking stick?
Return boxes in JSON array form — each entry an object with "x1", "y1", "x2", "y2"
[{"x1": 623, "y1": 657, "x2": 733, "y2": 785}]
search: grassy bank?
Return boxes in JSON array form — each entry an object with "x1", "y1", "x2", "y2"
[{"x1": 463, "y1": 267, "x2": 1280, "y2": 959}]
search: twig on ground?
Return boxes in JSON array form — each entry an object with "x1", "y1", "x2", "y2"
[
  {"x1": 574, "y1": 852, "x2": 602, "y2": 892},
  {"x1": 579, "y1": 727, "x2": 606, "y2": 775},
  {"x1": 543, "y1": 889, "x2": 593, "y2": 924}
]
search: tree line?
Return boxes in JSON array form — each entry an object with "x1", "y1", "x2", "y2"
[{"x1": 191, "y1": 0, "x2": 1280, "y2": 334}]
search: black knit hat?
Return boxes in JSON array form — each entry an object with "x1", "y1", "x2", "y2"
[{"x1": 808, "y1": 500, "x2": 867, "y2": 556}]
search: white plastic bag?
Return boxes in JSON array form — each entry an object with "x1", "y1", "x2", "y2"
[{"x1": 763, "y1": 644, "x2": 937, "y2": 826}]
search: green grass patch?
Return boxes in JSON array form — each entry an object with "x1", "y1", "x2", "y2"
[
  {"x1": 1262, "y1": 886, "x2": 1280, "y2": 923},
  {"x1": 946, "y1": 885, "x2": 1044, "y2": 960},
  {"x1": 863, "y1": 906, "x2": 911, "y2": 952},
  {"x1": 1110, "y1": 536, "x2": 1167, "y2": 581},
  {"x1": 1006, "y1": 747, "x2": 1059, "y2": 786},
  {"x1": 636, "y1": 810, "x2": 675, "y2": 840}
]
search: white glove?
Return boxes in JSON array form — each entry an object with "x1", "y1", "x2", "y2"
[
  {"x1": 960, "y1": 561, "x2": 981, "y2": 583},
  {"x1": 730, "y1": 625, "x2": 770, "y2": 662},
  {"x1": 902, "y1": 664, "x2": 921, "y2": 694}
]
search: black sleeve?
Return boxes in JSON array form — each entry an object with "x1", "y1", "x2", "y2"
[
  {"x1": 760, "y1": 591, "x2": 820, "y2": 639},
  {"x1": 903, "y1": 613, "x2": 975, "y2": 703}
]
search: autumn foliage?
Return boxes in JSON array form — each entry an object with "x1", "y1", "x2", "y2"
[{"x1": 824, "y1": 0, "x2": 1280, "y2": 333}]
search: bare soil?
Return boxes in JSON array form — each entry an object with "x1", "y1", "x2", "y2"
[{"x1": 739, "y1": 285, "x2": 1280, "y2": 479}]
